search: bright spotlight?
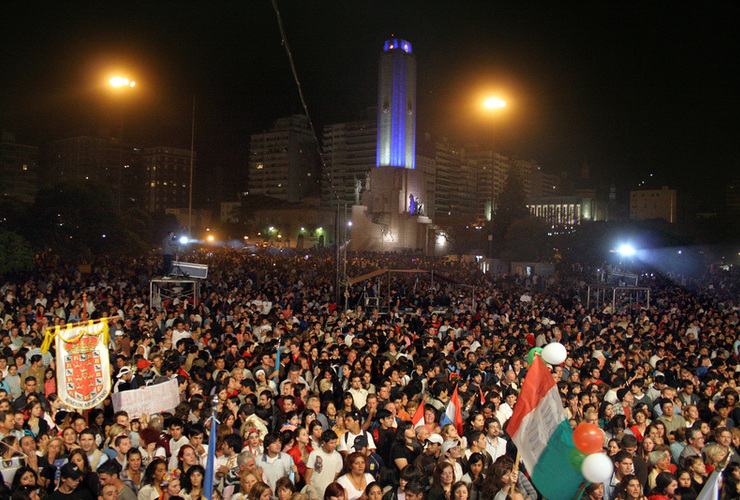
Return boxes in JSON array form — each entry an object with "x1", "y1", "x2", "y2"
[
  {"x1": 618, "y1": 244, "x2": 636, "y2": 257},
  {"x1": 207, "y1": 235, "x2": 214, "y2": 242},
  {"x1": 179, "y1": 236, "x2": 188, "y2": 245},
  {"x1": 348, "y1": 221, "x2": 353, "y2": 227}
]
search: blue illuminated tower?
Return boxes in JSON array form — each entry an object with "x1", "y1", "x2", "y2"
[{"x1": 377, "y1": 38, "x2": 416, "y2": 169}]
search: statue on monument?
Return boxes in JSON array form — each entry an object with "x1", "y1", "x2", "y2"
[
  {"x1": 409, "y1": 194, "x2": 416, "y2": 214},
  {"x1": 354, "y1": 177, "x2": 363, "y2": 205}
]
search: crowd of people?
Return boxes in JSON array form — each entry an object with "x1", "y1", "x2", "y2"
[{"x1": 0, "y1": 247, "x2": 738, "y2": 500}]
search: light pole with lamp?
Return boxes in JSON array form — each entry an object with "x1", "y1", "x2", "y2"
[
  {"x1": 483, "y1": 96, "x2": 506, "y2": 258},
  {"x1": 109, "y1": 76, "x2": 136, "y2": 210}
]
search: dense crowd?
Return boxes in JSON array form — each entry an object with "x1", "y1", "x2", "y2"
[{"x1": 0, "y1": 247, "x2": 739, "y2": 500}]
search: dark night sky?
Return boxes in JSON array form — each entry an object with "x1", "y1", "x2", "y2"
[{"x1": 1, "y1": 1, "x2": 739, "y2": 208}]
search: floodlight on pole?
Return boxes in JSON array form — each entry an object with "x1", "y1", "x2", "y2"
[{"x1": 618, "y1": 244, "x2": 636, "y2": 257}]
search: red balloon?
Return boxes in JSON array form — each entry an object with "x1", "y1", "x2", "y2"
[{"x1": 573, "y1": 423, "x2": 604, "y2": 454}]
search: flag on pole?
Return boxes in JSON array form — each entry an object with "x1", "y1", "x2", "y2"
[
  {"x1": 203, "y1": 403, "x2": 219, "y2": 499},
  {"x1": 696, "y1": 467, "x2": 722, "y2": 500},
  {"x1": 507, "y1": 355, "x2": 584, "y2": 500},
  {"x1": 440, "y1": 386, "x2": 464, "y2": 436},
  {"x1": 412, "y1": 399, "x2": 426, "y2": 428},
  {"x1": 273, "y1": 338, "x2": 282, "y2": 383},
  {"x1": 41, "y1": 318, "x2": 112, "y2": 410}
]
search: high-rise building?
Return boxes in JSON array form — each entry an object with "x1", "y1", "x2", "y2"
[
  {"x1": 45, "y1": 135, "x2": 142, "y2": 207},
  {"x1": 461, "y1": 146, "x2": 510, "y2": 221},
  {"x1": 322, "y1": 119, "x2": 377, "y2": 206},
  {"x1": 377, "y1": 38, "x2": 416, "y2": 169},
  {"x1": 143, "y1": 146, "x2": 194, "y2": 212},
  {"x1": 248, "y1": 115, "x2": 319, "y2": 203},
  {"x1": 0, "y1": 132, "x2": 39, "y2": 203},
  {"x1": 630, "y1": 186, "x2": 677, "y2": 222}
]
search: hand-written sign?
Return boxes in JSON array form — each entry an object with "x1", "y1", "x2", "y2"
[{"x1": 111, "y1": 379, "x2": 180, "y2": 418}]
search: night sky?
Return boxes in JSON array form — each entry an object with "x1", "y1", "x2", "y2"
[{"x1": 1, "y1": 1, "x2": 738, "y2": 208}]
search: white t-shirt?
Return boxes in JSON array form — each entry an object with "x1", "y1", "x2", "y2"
[
  {"x1": 337, "y1": 473, "x2": 375, "y2": 500},
  {"x1": 306, "y1": 448, "x2": 344, "y2": 498}
]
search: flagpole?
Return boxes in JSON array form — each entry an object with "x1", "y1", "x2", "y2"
[
  {"x1": 204, "y1": 395, "x2": 219, "y2": 499},
  {"x1": 273, "y1": 337, "x2": 282, "y2": 383}
]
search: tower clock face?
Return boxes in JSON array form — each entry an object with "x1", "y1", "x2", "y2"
[{"x1": 383, "y1": 101, "x2": 390, "y2": 113}]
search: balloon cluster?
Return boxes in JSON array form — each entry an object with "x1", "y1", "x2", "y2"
[{"x1": 572, "y1": 423, "x2": 613, "y2": 483}]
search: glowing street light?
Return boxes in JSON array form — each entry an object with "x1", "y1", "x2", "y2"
[
  {"x1": 483, "y1": 97, "x2": 506, "y2": 109},
  {"x1": 110, "y1": 76, "x2": 136, "y2": 88}
]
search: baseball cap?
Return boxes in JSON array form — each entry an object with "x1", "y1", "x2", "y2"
[
  {"x1": 116, "y1": 366, "x2": 132, "y2": 378},
  {"x1": 60, "y1": 463, "x2": 83, "y2": 480},
  {"x1": 354, "y1": 435, "x2": 369, "y2": 449},
  {"x1": 427, "y1": 434, "x2": 444, "y2": 445},
  {"x1": 441, "y1": 439, "x2": 460, "y2": 456},
  {"x1": 137, "y1": 359, "x2": 152, "y2": 370}
]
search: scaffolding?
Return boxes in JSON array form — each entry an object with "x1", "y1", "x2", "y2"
[
  {"x1": 150, "y1": 278, "x2": 201, "y2": 311},
  {"x1": 586, "y1": 284, "x2": 650, "y2": 313}
]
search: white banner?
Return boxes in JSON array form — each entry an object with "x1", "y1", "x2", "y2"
[
  {"x1": 111, "y1": 379, "x2": 180, "y2": 418},
  {"x1": 56, "y1": 321, "x2": 112, "y2": 410}
]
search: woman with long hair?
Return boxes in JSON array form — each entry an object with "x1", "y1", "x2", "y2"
[
  {"x1": 287, "y1": 426, "x2": 313, "y2": 487},
  {"x1": 121, "y1": 448, "x2": 144, "y2": 494},
  {"x1": 451, "y1": 482, "x2": 471, "y2": 500},
  {"x1": 684, "y1": 456, "x2": 707, "y2": 492},
  {"x1": 276, "y1": 476, "x2": 297, "y2": 500},
  {"x1": 683, "y1": 405, "x2": 700, "y2": 428},
  {"x1": 629, "y1": 410, "x2": 649, "y2": 441},
  {"x1": 61, "y1": 426, "x2": 78, "y2": 453},
  {"x1": 337, "y1": 452, "x2": 374, "y2": 500},
  {"x1": 176, "y1": 444, "x2": 200, "y2": 474},
  {"x1": 10, "y1": 465, "x2": 38, "y2": 490},
  {"x1": 461, "y1": 452, "x2": 485, "y2": 499},
  {"x1": 585, "y1": 483, "x2": 604, "y2": 500},
  {"x1": 44, "y1": 369, "x2": 56, "y2": 398},
  {"x1": 427, "y1": 461, "x2": 456, "y2": 500},
  {"x1": 324, "y1": 482, "x2": 347, "y2": 500},
  {"x1": 248, "y1": 481, "x2": 274, "y2": 500},
  {"x1": 721, "y1": 462, "x2": 740, "y2": 500},
  {"x1": 180, "y1": 464, "x2": 206, "y2": 500},
  {"x1": 137, "y1": 457, "x2": 168, "y2": 500},
  {"x1": 615, "y1": 474, "x2": 647, "y2": 500},
  {"x1": 480, "y1": 456, "x2": 537, "y2": 500},
  {"x1": 23, "y1": 401, "x2": 49, "y2": 438},
  {"x1": 647, "y1": 472, "x2": 677, "y2": 500},
  {"x1": 68, "y1": 448, "x2": 99, "y2": 497},
  {"x1": 390, "y1": 421, "x2": 420, "y2": 478}
]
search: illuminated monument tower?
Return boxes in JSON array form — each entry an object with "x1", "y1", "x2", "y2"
[
  {"x1": 377, "y1": 38, "x2": 416, "y2": 169},
  {"x1": 351, "y1": 38, "x2": 436, "y2": 254}
]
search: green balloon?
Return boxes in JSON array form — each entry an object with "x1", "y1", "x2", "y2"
[
  {"x1": 527, "y1": 347, "x2": 543, "y2": 366},
  {"x1": 569, "y1": 447, "x2": 587, "y2": 470}
]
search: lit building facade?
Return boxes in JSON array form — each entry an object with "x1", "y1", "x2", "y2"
[
  {"x1": 630, "y1": 186, "x2": 677, "y2": 222},
  {"x1": 527, "y1": 196, "x2": 608, "y2": 225},
  {"x1": 377, "y1": 39, "x2": 416, "y2": 169},
  {"x1": 248, "y1": 115, "x2": 319, "y2": 203},
  {"x1": 143, "y1": 146, "x2": 194, "y2": 212}
]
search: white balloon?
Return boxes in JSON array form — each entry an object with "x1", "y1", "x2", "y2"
[
  {"x1": 581, "y1": 453, "x2": 614, "y2": 483},
  {"x1": 541, "y1": 342, "x2": 567, "y2": 365}
]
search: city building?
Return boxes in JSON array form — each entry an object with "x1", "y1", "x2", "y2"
[
  {"x1": 322, "y1": 118, "x2": 377, "y2": 206},
  {"x1": 377, "y1": 38, "x2": 416, "y2": 169},
  {"x1": 0, "y1": 132, "x2": 39, "y2": 203},
  {"x1": 45, "y1": 135, "x2": 142, "y2": 207},
  {"x1": 143, "y1": 146, "x2": 194, "y2": 212},
  {"x1": 629, "y1": 186, "x2": 677, "y2": 222},
  {"x1": 526, "y1": 195, "x2": 608, "y2": 225},
  {"x1": 247, "y1": 115, "x2": 320, "y2": 203}
]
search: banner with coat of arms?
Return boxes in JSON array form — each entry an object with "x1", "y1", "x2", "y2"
[{"x1": 42, "y1": 318, "x2": 113, "y2": 410}]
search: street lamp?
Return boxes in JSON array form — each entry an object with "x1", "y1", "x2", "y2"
[
  {"x1": 483, "y1": 96, "x2": 506, "y2": 258},
  {"x1": 109, "y1": 76, "x2": 136, "y2": 210}
]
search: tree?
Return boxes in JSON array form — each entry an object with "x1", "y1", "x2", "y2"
[
  {"x1": 490, "y1": 167, "x2": 530, "y2": 256},
  {"x1": 0, "y1": 229, "x2": 34, "y2": 276},
  {"x1": 502, "y1": 217, "x2": 553, "y2": 262}
]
